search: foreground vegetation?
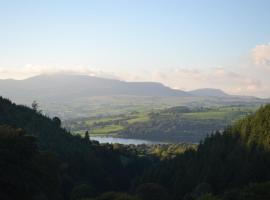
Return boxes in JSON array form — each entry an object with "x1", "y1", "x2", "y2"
[{"x1": 1, "y1": 96, "x2": 270, "y2": 200}]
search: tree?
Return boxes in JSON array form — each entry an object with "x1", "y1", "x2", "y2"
[
  {"x1": 197, "y1": 193, "x2": 221, "y2": 200},
  {"x1": 53, "y1": 117, "x2": 61, "y2": 127},
  {"x1": 192, "y1": 183, "x2": 213, "y2": 199},
  {"x1": 31, "y1": 100, "x2": 39, "y2": 111},
  {"x1": 92, "y1": 192, "x2": 139, "y2": 200},
  {"x1": 71, "y1": 184, "x2": 95, "y2": 200},
  {"x1": 136, "y1": 183, "x2": 170, "y2": 200},
  {"x1": 0, "y1": 126, "x2": 62, "y2": 200},
  {"x1": 84, "y1": 131, "x2": 90, "y2": 141}
]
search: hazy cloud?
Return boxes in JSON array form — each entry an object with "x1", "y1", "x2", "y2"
[
  {"x1": 252, "y1": 42, "x2": 270, "y2": 66},
  {"x1": 0, "y1": 65, "x2": 266, "y2": 97},
  {"x1": 126, "y1": 67, "x2": 265, "y2": 97},
  {"x1": 0, "y1": 65, "x2": 120, "y2": 80},
  {"x1": 1, "y1": 41, "x2": 270, "y2": 98}
]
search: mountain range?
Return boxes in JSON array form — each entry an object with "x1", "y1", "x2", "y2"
[
  {"x1": 0, "y1": 74, "x2": 267, "y2": 118},
  {"x1": 0, "y1": 74, "x2": 189, "y2": 100},
  {"x1": 1, "y1": 91, "x2": 270, "y2": 200},
  {"x1": 0, "y1": 73, "x2": 249, "y2": 98}
]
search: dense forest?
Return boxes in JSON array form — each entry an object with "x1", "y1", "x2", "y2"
[
  {"x1": 1, "y1": 96, "x2": 270, "y2": 199},
  {"x1": 0, "y1": 97, "x2": 151, "y2": 199}
]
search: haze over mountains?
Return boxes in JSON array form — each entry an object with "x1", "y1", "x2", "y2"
[
  {"x1": 0, "y1": 74, "x2": 189, "y2": 100},
  {"x1": 0, "y1": 74, "x2": 267, "y2": 119},
  {"x1": 189, "y1": 88, "x2": 229, "y2": 97},
  {"x1": 0, "y1": 73, "x2": 256, "y2": 98}
]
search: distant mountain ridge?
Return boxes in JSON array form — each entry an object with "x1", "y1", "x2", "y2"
[
  {"x1": 0, "y1": 74, "x2": 266, "y2": 119},
  {"x1": 189, "y1": 88, "x2": 229, "y2": 97},
  {"x1": 0, "y1": 73, "x2": 264, "y2": 102},
  {"x1": 0, "y1": 74, "x2": 244, "y2": 98},
  {"x1": 0, "y1": 74, "x2": 190, "y2": 100}
]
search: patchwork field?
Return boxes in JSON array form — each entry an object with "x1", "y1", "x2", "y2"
[{"x1": 65, "y1": 105, "x2": 258, "y2": 142}]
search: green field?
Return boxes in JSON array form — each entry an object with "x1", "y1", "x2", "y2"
[
  {"x1": 90, "y1": 125, "x2": 124, "y2": 135},
  {"x1": 184, "y1": 110, "x2": 239, "y2": 120},
  {"x1": 65, "y1": 105, "x2": 258, "y2": 142},
  {"x1": 66, "y1": 113, "x2": 151, "y2": 136},
  {"x1": 127, "y1": 114, "x2": 150, "y2": 124},
  {"x1": 84, "y1": 117, "x2": 123, "y2": 126},
  {"x1": 183, "y1": 106, "x2": 256, "y2": 120}
]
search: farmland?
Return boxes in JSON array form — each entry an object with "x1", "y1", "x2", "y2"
[{"x1": 65, "y1": 105, "x2": 258, "y2": 142}]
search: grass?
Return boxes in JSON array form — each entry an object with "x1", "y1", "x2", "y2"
[
  {"x1": 69, "y1": 113, "x2": 150, "y2": 136},
  {"x1": 84, "y1": 117, "x2": 123, "y2": 126},
  {"x1": 68, "y1": 105, "x2": 258, "y2": 138},
  {"x1": 183, "y1": 111, "x2": 232, "y2": 120},
  {"x1": 183, "y1": 107, "x2": 253, "y2": 120},
  {"x1": 90, "y1": 125, "x2": 124, "y2": 135},
  {"x1": 127, "y1": 114, "x2": 150, "y2": 124},
  {"x1": 82, "y1": 113, "x2": 150, "y2": 126}
]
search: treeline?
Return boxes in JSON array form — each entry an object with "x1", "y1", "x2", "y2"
[
  {"x1": 1, "y1": 97, "x2": 270, "y2": 200},
  {"x1": 108, "y1": 143, "x2": 197, "y2": 160},
  {"x1": 0, "y1": 97, "x2": 151, "y2": 200},
  {"x1": 0, "y1": 126, "x2": 62, "y2": 199},
  {"x1": 137, "y1": 105, "x2": 270, "y2": 199}
]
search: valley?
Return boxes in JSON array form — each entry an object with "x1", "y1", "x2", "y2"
[
  {"x1": 1, "y1": 95, "x2": 270, "y2": 200},
  {"x1": 2, "y1": 1, "x2": 270, "y2": 199},
  {"x1": 65, "y1": 104, "x2": 259, "y2": 143},
  {"x1": 0, "y1": 74, "x2": 267, "y2": 120}
]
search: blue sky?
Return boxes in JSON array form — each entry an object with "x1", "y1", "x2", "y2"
[{"x1": 1, "y1": 0, "x2": 270, "y2": 96}]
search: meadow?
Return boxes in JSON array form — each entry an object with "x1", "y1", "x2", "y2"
[{"x1": 65, "y1": 105, "x2": 258, "y2": 142}]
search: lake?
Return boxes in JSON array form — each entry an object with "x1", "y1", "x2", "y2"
[{"x1": 90, "y1": 136, "x2": 165, "y2": 145}]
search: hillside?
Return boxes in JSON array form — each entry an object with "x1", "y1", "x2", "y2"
[
  {"x1": 0, "y1": 74, "x2": 266, "y2": 119},
  {"x1": 119, "y1": 106, "x2": 254, "y2": 142},
  {"x1": 1, "y1": 97, "x2": 270, "y2": 199},
  {"x1": 189, "y1": 88, "x2": 229, "y2": 97},
  {"x1": 0, "y1": 97, "x2": 148, "y2": 199},
  {"x1": 139, "y1": 104, "x2": 270, "y2": 199},
  {"x1": 67, "y1": 105, "x2": 256, "y2": 143},
  {"x1": 0, "y1": 74, "x2": 189, "y2": 101}
]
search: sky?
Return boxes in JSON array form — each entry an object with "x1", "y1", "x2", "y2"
[{"x1": 1, "y1": 0, "x2": 270, "y2": 97}]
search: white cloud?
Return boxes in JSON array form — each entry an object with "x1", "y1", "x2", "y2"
[
  {"x1": 252, "y1": 42, "x2": 270, "y2": 66},
  {"x1": 0, "y1": 65, "x2": 120, "y2": 80},
  {"x1": 2, "y1": 41, "x2": 270, "y2": 98},
  {"x1": 122, "y1": 67, "x2": 265, "y2": 97},
  {"x1": 0, "y1": 65, "x2": 267, "y2": 97}
]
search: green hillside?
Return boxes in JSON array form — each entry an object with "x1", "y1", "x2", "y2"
[
  {"x1": 2, "y1": 96, "x2": 270, "y2": 200},
  {"x1": 67, "y1": 105, "x2": 256, "y2": 142}
]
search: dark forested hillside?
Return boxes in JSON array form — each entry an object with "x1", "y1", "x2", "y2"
[
  {"x1": 2, "y1": 96, "x2": 270, "y2": 200},
  {"x1": 0, "y1": 126, "x2": 62, "y2": 200},
  {"x1": 0, "y1": 97, "x2": 151, "y2": 200},
  {"x1": 138, "y1": 104, "x2": 270, "y2": 200}
]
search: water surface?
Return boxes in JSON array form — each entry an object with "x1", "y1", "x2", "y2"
[{"x1": 91, "y1": 136, "x2": 165, "y2": 145}]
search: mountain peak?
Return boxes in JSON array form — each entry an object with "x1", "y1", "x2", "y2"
[
  {"x1": 189, "y1": 88, "x2": 229, "y2": 97},
  {"x1": 0, "y1": 74, "x2": 189, "y2": 100}
]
